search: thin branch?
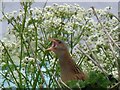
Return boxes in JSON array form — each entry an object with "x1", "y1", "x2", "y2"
[
  {"x1": 52, "y1": 72, "x2": 62, "y2": 88},
  {"x1": 29, "y1": 0, "x2": 49, "y2": 87},
  {"x1": 77, "y1": 54, "x2": 85, "y2": 66},
  {"x1": 106, "y1": 11, "x2": 120, "y2": 22},
  {"x1": 91, "y1": 6, "x2": 120, "y2": 81},
  {"x1": 77, "y1": 46, "x2": 107, "y2": 75},
  {"x1": 108, "y1": 81, "x2": 120, "y2": 90},
  {"x1": 0, "y1": 40, "x2": 20, "y2": 87},
  {"x1": 0, "y1": 40, "x2": 32, "y2": 87},
  {"x1": 84, "y1": 41, "x2": 108, "y2": 75},
  {"x1": 59, "y1": 79, "x2": 72, "y2": 90},
  {"x1": 36, "y1": 60, "x2": 48, "y2": 88},
  {"x1": 0, "y1": 72, "x2": 14, "y2": 85},
  {"x1": 91, "y1": 7, "x2": 120, "y2": 50}
]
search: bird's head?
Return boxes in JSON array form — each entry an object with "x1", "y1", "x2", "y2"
[{"x1": 47, "y1": 38, "x2": 69, "y2": 57}]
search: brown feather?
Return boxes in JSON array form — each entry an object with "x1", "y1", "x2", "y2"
[{"x1": 47, "y1": 38, "x2": 87, "y2": 82}]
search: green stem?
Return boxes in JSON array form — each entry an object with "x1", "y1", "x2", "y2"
[
  {"x1": 19, "y1": 2, "x2": 28, "y2": 87},
  {"x1": 0, "y1": 40, "x2": 20, "y2": 87},
  {"x1": 70, "y1": 33, "x2": 73, "y2": 54}
]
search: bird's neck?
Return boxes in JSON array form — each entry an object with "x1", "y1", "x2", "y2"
[
  {"x1": 58, "y1": 51, "x2": 72, "y2": 62},
  {"x1": 58, "y1": 51, "x2": 71, "y2": 61},
  {"x1": 58, "y1": 51, "x2": 74, "y2": 72}
]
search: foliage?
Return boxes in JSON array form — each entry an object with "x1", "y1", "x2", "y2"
[
  {"x1": 67, "y1": 71, "x2": 111, "y2": 88},
  {"x1": 0, "y1": 2, "x2": 119, "y2": 89}
]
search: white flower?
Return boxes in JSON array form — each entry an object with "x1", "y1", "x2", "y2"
[
  {"x1": 53, "y1": 17, "x2": 61, "y2": 25},
  {"x1": 29, "y1": 57, "x2": 35, "y2": 62},
  {"x1": 30, "y1": 8, "x2": 34, "y2": 11},
  {"x1": 112, "y1": 69, "x2": 118, "y2": 78},
  {"x1": 104, "y1": 6, "x2": 112, "y2": 11},
  {"x1": 74, "y1": 3, "x2": 80, "y2": 7},
  {"x1": 13, "y1": 71, "x2": 19, "y2": 78},
  {"x1": 53, "y1": 3, "x2": 58, "y2": 7},
  {"x1": 1, "y1": 62, "x2": 6, "y2": 67},
  {"x1": 13, "y1": 11, "x2": 17, "y2": 14},
  {"x1": 18, "y1": 11, "x2": 25, "y2": 17},
  {"x1": 23, "y1": 57, "x2": 29, "y2": 63}
]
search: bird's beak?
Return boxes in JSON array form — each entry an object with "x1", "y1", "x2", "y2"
[{"x1": 46, "y1": 38, "x2": 58, "y2": 51}]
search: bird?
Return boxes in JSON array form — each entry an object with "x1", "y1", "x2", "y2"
[{"x1": 47, "y1": 38, "x2": 87, "y2": 83}]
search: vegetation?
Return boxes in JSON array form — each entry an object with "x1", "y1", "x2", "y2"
[{"x1": 0, "y1": 2, "x2": 119, "y2": 89}]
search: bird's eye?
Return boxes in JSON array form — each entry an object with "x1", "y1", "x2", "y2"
[{"x1": 58, "y1": 41, "x2": 62, "y2": 44}]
